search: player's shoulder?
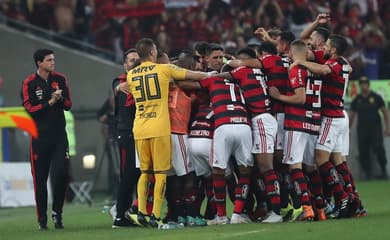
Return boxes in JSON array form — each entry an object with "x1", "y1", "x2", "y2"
[
  {"x1": 231, "y1": 66, "x2": 247, "y2": 74},
  {"x1": 51, "y1": 71, "x2": 67, "y2": 80},
  {"x1": 289, "y1": 64, "x2": 301, "y2": 74},
  {"x1": 23, "y1": 73, "x2": 37, "y2": 84}
]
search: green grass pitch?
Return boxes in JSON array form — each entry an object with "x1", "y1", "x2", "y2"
[{"x1": 1, "y1": 181, "x2": 389, "y2": 240}]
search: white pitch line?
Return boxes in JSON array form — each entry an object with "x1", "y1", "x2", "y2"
[{"x1": 216, "y1": 228, "x2": 267, "y2": 239}]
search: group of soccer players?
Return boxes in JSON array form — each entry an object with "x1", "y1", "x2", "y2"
[{"x1": 110, "y1": 14, "x2": 366, "y2": 229}]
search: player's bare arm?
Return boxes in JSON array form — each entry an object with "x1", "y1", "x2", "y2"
[
  {"x1": 185, "y1": 70, "x2": 210, "y2": 81},
  {"x1": 254, "y1": 27, "x2": 277, "y2": 45},
  {"x1": 300, "y1": 13, "x2": 330, "y2": 40},
  {"x1": 292, "y1": 60, "x2": 331, "y2": 75},
  {"x1": 226, "y1": 58, "x2": 263, "y2": 69},
  {"x1": 175, "y1": 80, "x2": 202, "y2": 90},
  {"x1": 115, "y1": 82, "x2": 130, "y2": 95},
  {"x1": 269, "y1": 86, "x2": 306, "y2": 104},
  {"x1": 214, "y1": 71, "x2": 233, "y2": 80}
]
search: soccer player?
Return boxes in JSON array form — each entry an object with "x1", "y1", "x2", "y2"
[
  {"x1": 177, "y1": 68, "x2": 254, "y2": 225},
  {"x1": 291, "y1": 34, "x2": 353, "y2": 218},
  {"x1": 303, "y1": 15, "x2": 365, "y2": 215},
  {"x1": 166, "y1": 52, "x2": 206, "y2": 226},
  {"x1": 300, "y1": 13, "x2": 331, "y2": 51},
  {"x1": 21, "y1": 49, "x2": 72, "y2": 230},
  {"x1": 226, "y1": 42, "x2": 293, "y2": 219},
  {"x1": 188, "y1": 89, "x2": 218, "y2": 219},
  {"x1": 252, "y1": 30, "x2": 302, "y2": 218},
  {"x1": 194, "y1": 41, "x2": 210, "y2": 71},
  {"x1": 269, "y1": 40, "x2": 324, "y2": 221},
  {"x1": 300, "y1": 16, "x2": 337, "y2": 217},
  {"x1": 127, "y1": 38, "x2": 208, "y2": 227},
  {"x1": 218, "y1": 47, "x2": 282, "y2": 223},
  {"x1": 111, "y1": 49, "x2": 140, "y2": 228}
]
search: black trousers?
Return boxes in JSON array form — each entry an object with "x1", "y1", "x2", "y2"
[
  {"x1": 115, "y1": 130, "x2": 140, "y2": 218},
  {"x1": 357, "y1": 126, "x2": 388, "y2": 179},
  {"x1": 30, "y1": 131, "x2": 69, "y2": 223}
]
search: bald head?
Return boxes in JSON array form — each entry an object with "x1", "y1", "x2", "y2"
[{"x1": 290, "y1": 39, "x2": 308, "y2": 61}]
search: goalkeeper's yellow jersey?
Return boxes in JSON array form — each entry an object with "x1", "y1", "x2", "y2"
[{"x1": 127, "y1": 61, "x2": 187, "y2": 139}]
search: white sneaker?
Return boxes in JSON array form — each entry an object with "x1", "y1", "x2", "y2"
[
  {"x1": 261, "y1": 211, "x2": 283, "y2": 223},
  {"x1": 230, "y1": 213, "x2": 251, "y2": 224},
  {"x1": 109, "y1": 205, "x2": 117, "y2": 222},
  {"x1": 207, "y1": 216, "x2": 230, "y2": 225}
]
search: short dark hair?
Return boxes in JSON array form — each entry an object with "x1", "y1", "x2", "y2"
[
  {"x1": 258, "y1": 41, "x2": 277, "y2": 55},
  {"x1": 237, "y1": 47, "x2": 257, "y2": 59},
  {"x1": 279, "y1": 31, "x2": 296, "y2": 45},
  {"x1": 315, "y1": 27, "x2": 330, "y2": 42},
  {"x1": 33, "y1": 49, "x2": 54, "y2": 68},
  {"x1": 123, "y1": 48, "x2": 137, "y2": 62},
  {"x1": 205, "y1": 43, "x2": 224, "y2": 56},
  {"x1": 329, "y1": 34, "x2": 348, "y2": 56},
  {"x1": 359, "y1": 75, "x2": 370, "y2": 84},
  {"x1": 194, "y1": 41, "x2": 209, "y2": 56},
  {"x1": 136, "y1": 38, "x2": 155, "y2": 59}
]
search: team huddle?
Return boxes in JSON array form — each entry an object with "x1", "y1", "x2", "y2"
[
  {"x1": 20, "y1": 13, "x2": 367, "y2": 231},
  {"x1": 107, "y1": 14, "x2": 366, "y2": 229}
]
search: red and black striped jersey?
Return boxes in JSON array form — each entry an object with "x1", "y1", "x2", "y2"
[
  {"x1": 200, "y1": 76, "x2": 249, "y2": 128},
  {"x1": 322, "y1": 57, "x2": 351, "y2": 117},
  {"x1": 21, "y1": 71, "x2": 72, "y2": 134},
  {"x1": 258, "y1": 54, "x2": 289, "y2": 114},
  {"x1": 230, "y1": 66, "x2": 271, "y2": 115},
  {"x1": 189, "y1": 103, "x2": 214, "y2": 139},
  {"x1": 284, "y1": 65, "x2": 322, "y2": 135}
]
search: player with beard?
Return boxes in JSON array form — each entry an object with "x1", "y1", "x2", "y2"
[
  {"x1": 291, "y1": 34, "x2": 354, "y2": 218},
  {"x1": 303, "y1": 14, "x2": 365, "y2": 217}
]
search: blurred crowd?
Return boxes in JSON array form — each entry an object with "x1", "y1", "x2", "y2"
[{"x1": 1, "y1": 0, "x2": 389, "y2": 79}]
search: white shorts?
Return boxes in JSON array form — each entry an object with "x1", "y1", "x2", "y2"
[
  {"x1": 283, "y1": 131, "x2": 317, "y2": 166},
  {"x1": 188, "y1": 138, "x2": 232, "y2": 177},
  {"x1": 341, "y1": 110, "x2": 349, "y2": 156},
  {"x1": 316, "y1": 116, "x2": 347, "y2": 153},
  {"x1": 251, "y1": 113, "x2": 277, "y2": 154},
  {"x1": 212, "y1": 124, "x2": 254, "y2": 170},
  {"x1": 168, "y1": 134, "x2": 194, "y2": 176},
  {"x1": 275, "y1": 113, "x2": 285, "y2": 150},
  {"x1": 303, "y1": 134, "x2": 318, "y2": 167}
]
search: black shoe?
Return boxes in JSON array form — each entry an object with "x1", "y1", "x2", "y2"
[
  {"x1": 137, "y1": 213, "x2": 150, "y2": 227},
  {"x1": 39, "y1": 223, "x2": 48, "y2": 231},
  {"x1": 149, "y1": 214, "x2": 162, "y2": 228},
  {"x1": 52, "y1": 213, "x2": 64, "y2": 229},
  {"x1": 112, "y1": 217, "x2": 136, "y2": 228},
  {"x1": 337, "y1": 197, "x2": 350, "y2": 219},
  {"x1": 38, "y1": 217, "x2": 48, "y2": 231}
]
